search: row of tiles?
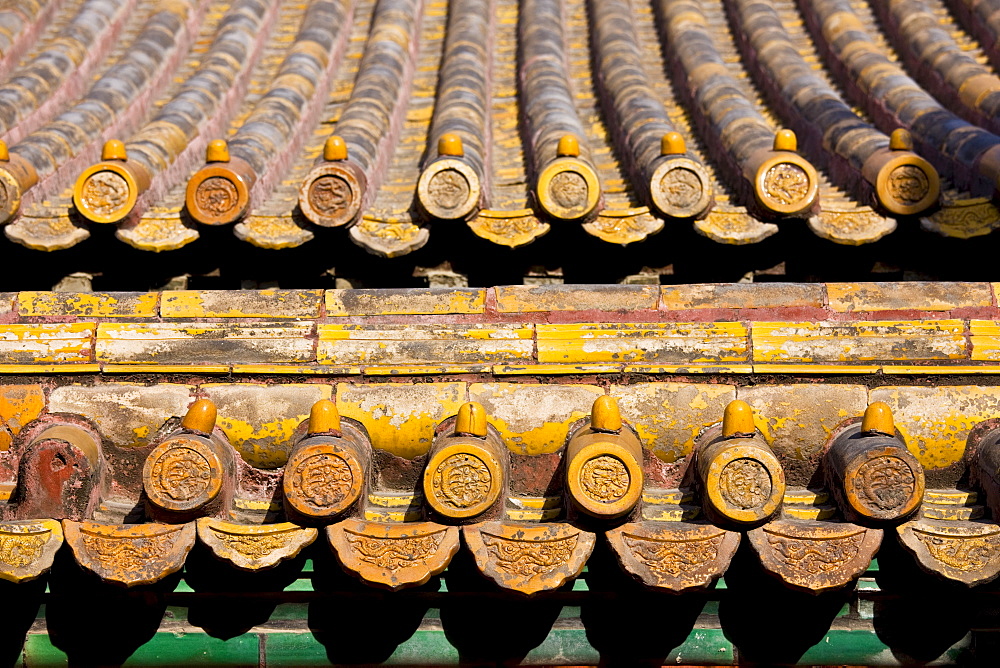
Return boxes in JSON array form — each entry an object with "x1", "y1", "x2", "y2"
[
  {"x1": 3, "y1": 0, "x2": 1000, "y2": 255},
  {"x1": 2, "y1": 283, "x2": 1000, "y2": 318}
]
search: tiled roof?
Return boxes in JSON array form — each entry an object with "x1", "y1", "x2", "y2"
[{"x1": 0, "y1": 0, "x2": 997, "y2": 265}]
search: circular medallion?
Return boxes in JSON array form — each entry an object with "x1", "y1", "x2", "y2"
[
  {"x1": 142, "y1": 436, "x2": 222, "y2": 512},
  {"x1": 762, "y1": 163, "x2": 810, "y2": 207},
  {"x1": 431, "y1": 452, "x2": 492, "y2": 509},
  {"x1": 887, "y1": 165, "x2": 929, "y2": 206},
  {"x1": 196, "y1": 176, "x2": 239, "y2": 218},
  {"x1": 308, "y1": 175, "x2": 352, "y2": 217},
  {"x1": 872, "y1": 153, "x2": 939, "y2": 215},
  {"x1": 428, "y1": 170, "x2": 470, "y2": 211},
  {"x1": 283, "y1": 442, "x2": 364, "y2": 518},
  {"x1": 659, "y1": 167, "x2": 701, "y2": 209},
  {"x1": 81, "y1": 171, "x2": 130, "y2": 218},
  {"x1": 417, "y1": 158, "x2": 480, "y2": 220},
  {"x1": 536, "y1": 158, "x2": 601, "y2": 220},
  {"x1": 298, "y1": 162, "x2": 364, "y2": 227},
  {"x1": 855, "y1": 455, "x2": 917, "y2": 513},
  {"x1": 719, "y1": 458, "x2": 772, "y2": 510},
  {"x1": 580, "y1": 455, "x2": 630, "y2": 504},
  {"x1": 549, "y1": 171, "x2": 588, "y2": 211},
  {"x1": 565, "y1": 441, "x2": 642, "y2": 518},
  {"x1": 423, "y1": 442, "x2": 502, "y2": 519}
]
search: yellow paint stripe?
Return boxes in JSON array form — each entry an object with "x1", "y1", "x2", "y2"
[
  {"x1": 924, "y1": 490, "x2": 978, "y2": 505},
  {"x1": 642, "y1": 490, "x2": 693, "y2": 505},
  {"x1": 364, "y1": 509, "x2": 423, "y2": 522},
  {"x1": 368, "y1": 494, "x2": 423, "y2": 508},
  {"x1": 493, "y1": 364, "x2": 623, "y2": 375},
  {"x1": 922, "y1": 505, "x2": 983, "y2": 521},
  {"x1": 363, "y1": 365, "x2": 491, "y2": 376},
  {"x1": 880, "y1": 366, "x2": 1000, "y2": 374},
  {"x1": 101, "y1": 364, "x2": 230, "y2": 374},
  {"x1": 0, "y1": 364, "x2": 101, "y2": 374},
  {"x1": 625, "y1": 365, "x2": 753, "y2": 374},
  {"x1": 641, "y1": 506, "x2": 700, "y2": 522},
  {"x1": 234, "y1": 498, "x2": 282, "y2": 511},
  {"x1": 232, "y1": 365, "x2": 360, "y2": 375},
  {"x1": 783, "y1": 505, "x2": 836, "y2": 520},
  {"x1": 783, "y1": 489, "x2": 830, "y2": 505},
  {"x1": 507, "y1": 508, "x2": 561, "y2": 521},
  {"x1": 509, "y1": 495, "x2": 561, "y2": 509},
  {"x1": 751, "y1": 364, "x2": 881, "y2": 374}
]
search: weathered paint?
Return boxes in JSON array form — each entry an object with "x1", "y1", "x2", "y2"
[
  {"x1": 17, "y1": 292, "x2": 159, "y2": 317},
  {"x1": 827, "y1": 282, "x2": 992, "y2": 312},
  {"x1": 970, "y1": 320, "x2": 1000, "y2": 360},
  {"x1": 0, "y1": 323, "x2": 95, "y2": 363},
  {"x1": 661, "y1": 283, "x2": 824, "y2": 309},
  {"x1": 536, "y1": 322, "x2": 748, "y2": 364},
  {"x1": 161, "y1": 289, "x2": 324, "y2": 318},
  {"x1": 468, "y1": 383, "x2": 604, "y2": 455},
  {"x1": 495, "y1": 284, "x2": 658, "y2": 312},
  {"x1": 318, "y1": 323, "x2": 533, "y2": 366},
  {"x1": 96, "y1": 322, "x2": 315, "y2": 365},
  {"x1": 611, "y1": 382, "x2": 735, "y2": 462},
  {"x1": 0, "y1": 384, "x2": 44, "y2": 450},
  {"x1": 752, "y1": 321, "x2": 966, "y2": 363},
  {"x1": 336, "y1": 382, "x2": 466, "y2": 459},
  {"x1": 200, "y1": 383, "x2": 333, "y2": 468},
  {"x1": 869, "y1": 386, "x2": 1000, "y2": 469},
  {"x1": 326, "y1": 288, "x2": 486, "y2": 316},
  {"x1": 739, "y1": 384, "x2": 867, "y2": 482},
  {"x1": 49, "y1": 383, "x2": 194, "y2": 448}
]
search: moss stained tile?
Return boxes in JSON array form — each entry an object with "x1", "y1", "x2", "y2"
[
  {"x1": 752, "y1": 321, "x2": 967, "y2": 363},
  {"x1": 96, "y1": 322, "x2": 315, "y2": 364},
  {"x1": 326, "y1": 288, "x2": 486, "y2": 316},
  {"x1": 828, "y1": 282, "x2": 991, "y2": 312}
]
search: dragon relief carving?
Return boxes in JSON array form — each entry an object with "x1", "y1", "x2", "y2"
[
  {"x1": 622, "y1": 533, "x2": 723, "y2": 576},
  {"x1": 765, "y1": 531, "x2": 864, "y2": 574},
  {"x1": 0, "y1": 532, "x2": 48, "y2": 568},
  {"x1": 345, "y1": 530, "x2": 446, "y2": 572},
  {"x1": 81, "y1": 532, "x2": 177, "y2": 572},
  {"x1": 208, "y1": 529, "x2": 296, "y2": 559},
  {"x1": 481, "y1": 532, "x2": 578, "y2": 576},
  {"x1": 913, "y1": 529, "x2": 1000, "y2": 572}
]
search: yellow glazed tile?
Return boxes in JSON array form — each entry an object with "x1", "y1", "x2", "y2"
[
  {"x1": 739, "y1": 384, "x2": 868, "y2": 485},
  {"x1": 827, "y1": 282, "x2": 991, "y2": 312},
  {"x1": 18, "y1": 292, "x2": 158, "y2": 317},
  {"x1": 96, "y1": 322, "x2": 314, "y2": 365},
  {"x1": 0, "y1": 323, "x2": 95, "y2": 363},
  {"x1": 318, "y1": 324, "x2": 533, "y2": 366},
  {"x1": 492, "y1": 364, "x2": 622, "y2": 375},
  {"x1": 468, "y1": 382, "x2": 603, "y2": 455},
  {"x1": 869, "y1": 385, "x2": 1000, "y2": 470},
  {"x1": 337, "y1": 382, "x2": 466, "y2": 459},
  {"x1": 751, "y1": 364, "x2": 881, "y2": 374},
  {"x1": 0, "y1": 385, "x2": 44, "y2": 451},
  {"x1": 611, "y1": 382, "x2": 735, "y2": 462},
  {"x1": 752, "y1": 321, "x2": 966, "y2": 363},
  {"x1": 326, "y1": 288, "x2": 486, "y2": 316},
  {"x1": 49, "y1": 383, "x2": 194, "y2": 448},
  {"x1": 202, "y1": 384, "x2": 334, "y2": 468},
  {"x1": 624, "y1": 364, "x2": 753, "y2": 373},
  {"x1": 536, "y1": 322, "x2": 748, "y2": 365},
  {"x1": 161, "y1": 289, "x2": 323, "y2": 318}
]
